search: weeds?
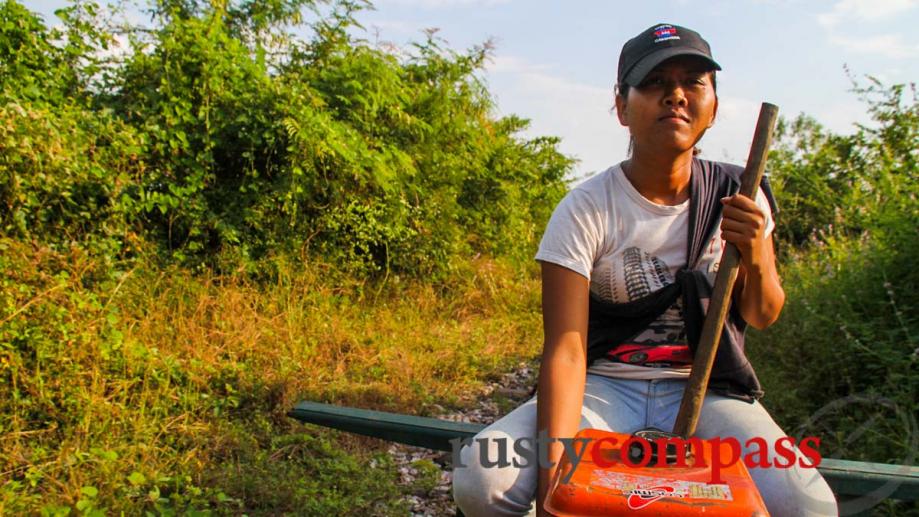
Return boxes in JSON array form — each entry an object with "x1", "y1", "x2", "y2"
[{"x1": 0, "y1": 238, "x2": 543, "y2": 514}]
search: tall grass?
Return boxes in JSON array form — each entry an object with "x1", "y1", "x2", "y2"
[
  {"x1": 0, "y1": 238, "x2": 544, "y2": 514},
  {"x1": 749, "y1": 223, "x2": 918, "y2": 467}
]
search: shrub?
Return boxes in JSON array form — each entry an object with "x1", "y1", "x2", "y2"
[{"x1": 751, "y1": 78, "x2": 918, "y2": 469}]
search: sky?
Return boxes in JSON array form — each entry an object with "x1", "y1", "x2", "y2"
[{"x1": 25, "y1": 0, "x2": 919, "y2": 179}]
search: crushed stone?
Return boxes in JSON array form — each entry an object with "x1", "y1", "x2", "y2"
[{"x1": 389, "y1": 360, "x2": 538, "y2": 516}]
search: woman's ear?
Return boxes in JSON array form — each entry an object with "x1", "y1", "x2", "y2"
[
  {"x1": 615, "y1": 94, "x2": 629, "y2": 126},
  {"x1": 709, "y1": 95, "x2": 719, "y2": 128}
]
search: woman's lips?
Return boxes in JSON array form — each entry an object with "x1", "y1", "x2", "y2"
[
  {"x1": 658, "y1": 113, "x2": 690, "y2": 123},
  {"x1": 658, "y1": 116, "x2": 689, "y2": 125}
]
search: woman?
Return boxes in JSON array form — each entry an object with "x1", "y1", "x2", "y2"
[{"x1": 452, "y1": 23, "x2": 838, "y2": 516}]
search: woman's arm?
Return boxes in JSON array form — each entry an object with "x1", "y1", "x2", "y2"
[
  {"x1": 536, "y1": 261, "x2": 590, "y2": 516},
  {"x1": 720, "y1": 194, "x2": 785, "y2": 329}
]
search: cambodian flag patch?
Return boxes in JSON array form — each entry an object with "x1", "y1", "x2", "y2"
[{"x1": 653, "y1": 24, "x2": 680, "y2": 43}]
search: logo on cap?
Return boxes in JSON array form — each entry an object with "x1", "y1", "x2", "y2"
[{"x1": 653, "y1": 24, "x2": 680, "y2": 43}]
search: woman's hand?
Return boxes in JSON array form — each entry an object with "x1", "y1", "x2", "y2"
[
  {"x1": 719, "y1": 194, "x2": 785, "y2": 329},
  {"x1": 536, "y1": 262, "x2": 589, "y2": 516},
  {"x1": 719, "y1": 194, "x2": 769, "y2": 273}
]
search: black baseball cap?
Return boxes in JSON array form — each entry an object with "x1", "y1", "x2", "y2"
[{"x1": 617, "y1": 23, "x2": 721, "y2": 88}]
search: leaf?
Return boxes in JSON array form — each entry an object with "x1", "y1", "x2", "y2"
[
  {"x1": 80, "y1": 486, "x2": 98, "y2": 498},
  {"x1": 128, "y1": 471, "x2": 146, "y2": 486}
]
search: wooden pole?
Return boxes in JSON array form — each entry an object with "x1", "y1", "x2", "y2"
[{"x1": 672, "y1": 102, "x2": 779, "y2": 439}]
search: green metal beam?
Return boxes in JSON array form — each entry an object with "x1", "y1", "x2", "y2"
[
  {"x1": 818, "y1": 458, "x2": 918, "y2": 501},
  {"x1": 289, "y1": 401, "x2": 919, "y2": 501},
  {"x1": 289, "y1": 401, "x2": 482, "y2": 451}
]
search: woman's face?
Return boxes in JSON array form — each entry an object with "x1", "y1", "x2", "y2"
[{"x1": 615, "y1": 55, "x2": 718, "y2": 156}]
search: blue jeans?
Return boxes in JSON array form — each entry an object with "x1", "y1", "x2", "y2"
[{"x1": 453, "y1": 374, "x2": 838, "y2": 516}]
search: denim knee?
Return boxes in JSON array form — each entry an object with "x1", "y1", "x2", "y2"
[
  {"x1": 750, "y1": 462, "x2": 838, "y2": 516},
  {"x1": 452, "y1": 431, "x2": 537, "y2": 517}
]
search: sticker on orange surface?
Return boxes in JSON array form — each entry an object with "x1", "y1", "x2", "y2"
[{"x1": 590, "y1": 471, "x2": 734, "y2": 510}]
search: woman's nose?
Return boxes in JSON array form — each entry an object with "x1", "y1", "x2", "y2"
[{"x1": 664, "y1": 87, "x2": 687, "y2": 107}]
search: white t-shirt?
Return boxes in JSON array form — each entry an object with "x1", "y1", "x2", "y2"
[{"x1": 535, "y1": 163, "x2": 774, "y2": 380}]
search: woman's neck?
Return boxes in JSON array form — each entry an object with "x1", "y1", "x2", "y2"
[{"x1": 622, "y1": 149, "x2": 695, "y2": 206}]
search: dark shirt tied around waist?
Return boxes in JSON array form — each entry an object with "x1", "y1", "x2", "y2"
[{"x1": 583, "y1": 158, "x2": 778, "y2": 402}]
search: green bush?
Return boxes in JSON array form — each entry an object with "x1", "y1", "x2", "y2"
[
  {"x1": 2, "y1": 0, "x2": 571, "y2": 277},
  {"x1": 751, "y1": 78, "x2": 918, "y2": 469},
  {"x1": 0, "y1": 0, "x2": 141, "y2": 257},
  {"x1": 0, "y1": 1, "x2": 568, "y2": 513},
  {"x1": 4, "y1": 0, "x2": 917, "y2": 513}
]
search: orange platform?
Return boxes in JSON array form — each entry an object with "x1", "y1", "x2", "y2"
[{"x1": 544, "y1": 428, "x2": 769, "y2": 516}]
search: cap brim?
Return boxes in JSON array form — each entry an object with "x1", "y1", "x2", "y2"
[{"x1": 623, "y1": 47, "x2": 721, "y2": 87}]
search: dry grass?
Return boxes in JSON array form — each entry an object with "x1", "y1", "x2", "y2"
[{"x1": 0, "y1": 238, "x2": 543, "y2": 514}]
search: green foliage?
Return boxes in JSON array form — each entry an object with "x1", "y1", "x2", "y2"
[
  {"x1": 753, "y1": 77, "x2": 918, "y2": 515},
  {"x1": 0, "y1": 0, "x2": 116, "y2": 104},
  {"x1": 0, "y1": 98, "x2": 144, "y2": 256},
  {"x1": 767, "y1": 114, "x2": 859, "y2": 248},
  {"x1": 768, "y1": 79, "x2": 918, "y2": 251},
  {"x1": 0, "y1": 0, "x2": 571, "y2": 515},
  {"x1": 0, "y1": 238, "x2": 424, "y2": 515},
  {"x1": 5, "y1": 0, "x2": 917, "y2": 513},
  {"x1": 0, "y1": 0, "x2": 568, "y2": 512},
  {"x1": 0, "y1": 0, "x2": 142, "y2": 258},
  {"x1": 0, "y1": 0, "x2": 61, "y2": 101},
  {"x1": 751, "y1": 78, "x2": 918, "y2": 473},
  {"x1": 409, "y1": 458, "x2": 442, "y2": 495},
  {"x1": 0, "y1": 235, "x2": 543, "y2": 514},
  {"x1": 1, "y1": 0, "x2": 570, "y2": 276}
]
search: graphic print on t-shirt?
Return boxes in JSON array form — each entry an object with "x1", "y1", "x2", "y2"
[
  {"x1": 534, "y1": 164, "x2": 775, "y2": 374},
  {"x1": 609, "y1": 247, "x2": 688, "y2": 347}
]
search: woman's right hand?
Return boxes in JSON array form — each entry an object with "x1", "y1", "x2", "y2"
[{"x1": 535, "y1": 262, "x2": 590, "y2": 515}]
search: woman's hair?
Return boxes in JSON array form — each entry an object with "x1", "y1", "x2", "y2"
[{"x1": 615, "y1": 71, "x2": 718, "y2": 156}]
